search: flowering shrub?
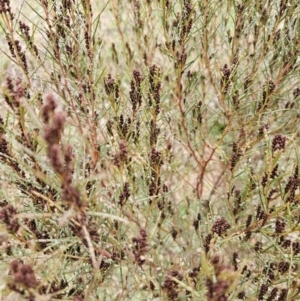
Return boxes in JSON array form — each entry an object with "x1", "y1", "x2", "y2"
[{"x1": 0, "y1": 0, "x2": 300, "y2": 300}]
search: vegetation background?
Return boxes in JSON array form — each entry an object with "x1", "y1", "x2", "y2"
[{"x1": 0, "y1": 0, "x2": 300, "y2": 300}]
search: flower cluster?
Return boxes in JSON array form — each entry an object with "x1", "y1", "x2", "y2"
[
  {"x1": 272, "y1": 134, "x2": 286, "y2": 152},
  {"x1": 42, "y1": 93, "x2": 85, "y2": 210},
  {"x1": 132, "y1": 228, "x2": 149, "y2": 266},
  {"x1": 9, "y1": 259, "x2": 39, "y2": 289},
  {"x1": 162, "y1": 270, "x2": 183, "y2": 300},
  {"x1": 211, "y1": 217, "x2": 230, "y2": 237},
  {"x1": 0, "y1": 205, "x2": 19, "y2": 233},
  {"x1": 230, "y1": 142, "x2": 242, "y2": 171}
]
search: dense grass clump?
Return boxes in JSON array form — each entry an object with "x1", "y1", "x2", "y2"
[{"x1": 0, "y1": 0, "x2": 300, "y2": 300}]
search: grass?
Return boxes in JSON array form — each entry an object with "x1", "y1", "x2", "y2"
[{"x1": 0, "y1": 0, "x2": 300, "y2": 300}]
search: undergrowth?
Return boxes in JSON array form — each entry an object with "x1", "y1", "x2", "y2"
[{"x1": 0, "y1": 0, "x2": 300, "y2": 300}]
